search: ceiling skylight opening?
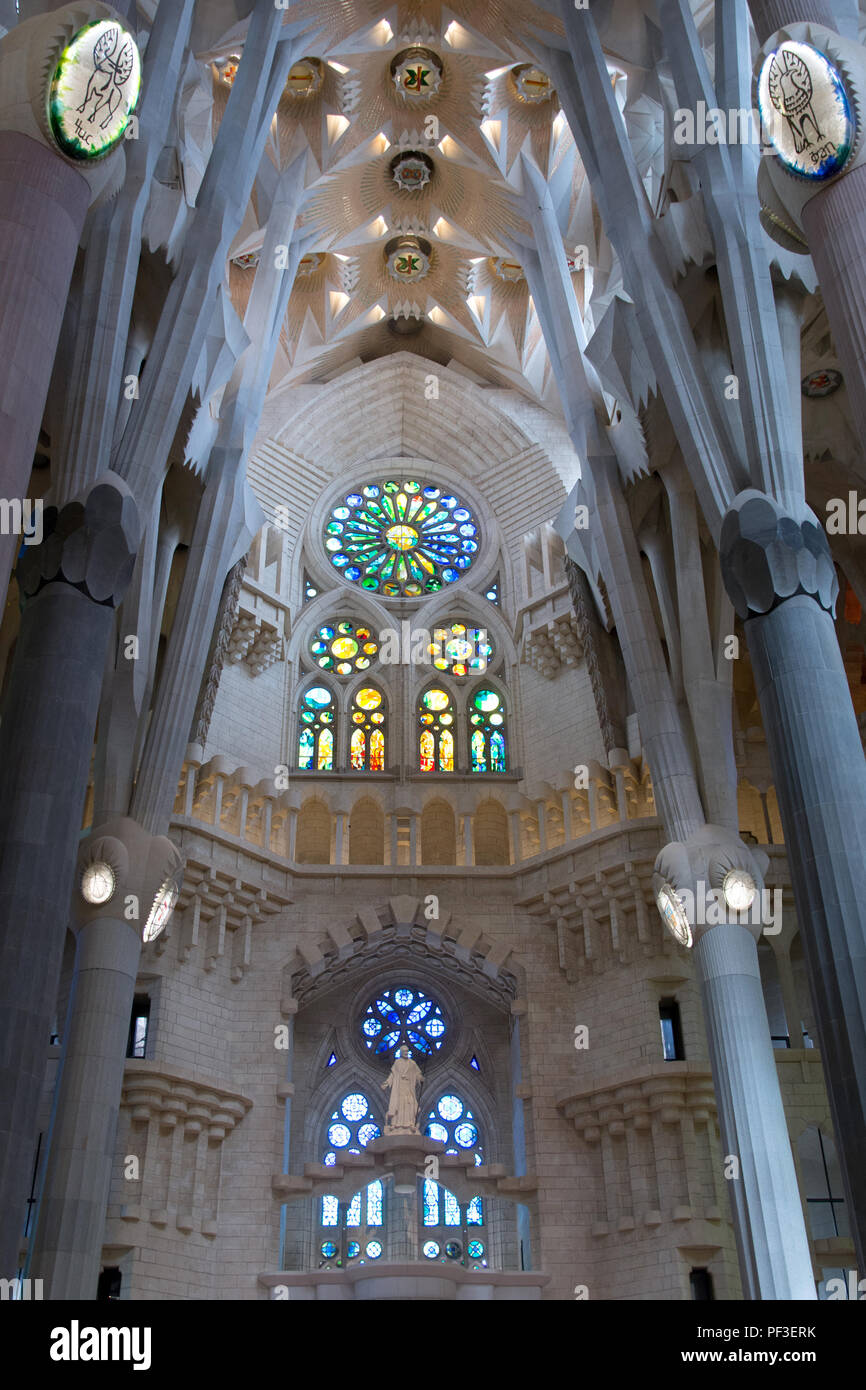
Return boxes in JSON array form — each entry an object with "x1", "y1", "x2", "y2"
[
  {"x1": 370, "y1": 305, "x2": 387, "y2": 322},
  {"x1": 432, "y1": 217, "x2": 453, "y2": 239},
  {"x1": 444, "y1": 21, "x2": 470, "y2": 48},
  {"x1": 327, "y1": 60, "x2": 349, "y2": 74},
  {"x1": 375, "y1": 19, "x2": 394, "y2": 44},
  {"x1": 428, "y1": 306, "x2": 447, "y2": 326},
  {"x1": 485, "y1": 65, "x2": 511, "y2": 81},
  {"x1": 330, "y1": 291, "x2": 350, "y2": 315},
  {"x1": 552, "y1": 111, "x2": 566, "y2": 140},
  {"x1": 374, "y1": 132, "x2": 391, "y2": 153},
  {"x1": 437, "y1": 135, "x2": 459, "y2": 158},
  {"x1": 480, "y1": 119, "x2": 502, "y2": 150},
  {"x1": 326, "y1": 114, "x2": 350, "y2": 143}
]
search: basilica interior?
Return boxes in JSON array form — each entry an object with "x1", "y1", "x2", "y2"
[{"x1": 0, "y1": 0, "x2": 864, "y2": 1304}]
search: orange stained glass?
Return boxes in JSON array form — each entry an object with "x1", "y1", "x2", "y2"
[
  {"x1": 439, "y1": 730, "x2": 454, "y2": 772},
  {"x1": 351, "y1": 728, "x2": 366, "y2": 769},
  {"x1": 370, "y1": 730, "x2": 385, "y2": 771},
  {"x1": 420, "y1": 730, "x2": 435, "y2": 772}
]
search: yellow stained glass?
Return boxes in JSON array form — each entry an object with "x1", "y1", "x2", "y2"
[
  {"x1": 370, "y1": 730, "x2": 385, "y2": 771},
  {"x1": 333, "y1": 638, "x2": 359, "y2": 660},
  {"x1": 356, "y1": 688, "x2": 382, "y2": 711},
  {"x1": 318, "y1": 728, "x2": 334, "y2": 771},
  {"x1": 420, "y1": 730, "x2": 435, "y2": 772}
]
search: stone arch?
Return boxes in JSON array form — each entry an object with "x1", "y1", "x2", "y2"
[
  {"x1": 349, "y1": 796, "x2": 385, "y2": 865},
  {"x1": 421, "y1": 798, "x2": 457, "y2": 865},
  {"x1": 474, "y1": 799, "x2": 509, "y2": 866},
  {"x1": 296, "y1": 797, "x2": 331, "y2": 864}
]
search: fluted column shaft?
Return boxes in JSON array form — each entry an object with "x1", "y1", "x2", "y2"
[
  {"x1": 697, "y1": 924, "x2": 816, "y2": 1298},
  {"x1": 30, "y1": 918, "x2": 141, "y2": 1299}
]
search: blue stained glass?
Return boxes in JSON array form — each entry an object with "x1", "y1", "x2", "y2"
[
  {"x1": 347, "y1": 1242, "x2": 360, "y2": 1257},
  {"x1": 442, "y1": 568, "x2": 460, "y2": 583},
  {"x1": 326, "y1": 480, "x2": 479, "y2": 596},
  {"x1": 363, "y1": 988, "x2": 446, "y2": 1058},
  {"x1": 459, "y1": 524, "x2": 476, "y2": 537},
  {"x1": 358, "y1": 1123, "x2": 380, "y2": 1146},
  {"x1": 323, "y1": 1152, "x2": 336, "y2": 1166},
  {"x1": 423, "y1": 486, "x2": 440, "y2": 499},
  {"x1": 470, "y1": 1055, "x2": 480, "y2": 1070},
  {"x1": 438, "y1": 1094, "x2": 463, "y2": 1121},
  {"x1": 322, "y1": 1241, "x2": 338, "y2": 1258},
  {"x1": 423, "y1": 1240, "x2": 440, "y2": 1258},
  {"x1": 299, "y1": 728, "x2": 315, "y2": 769},
  {"x1": 366, "y1": 1241, "x2": 383, "y2": 1259},
  {"x1": 468, "y1": 1239, "x2": 484, "y2": 1257},
  {"x1": 423, "y1": 1179, "x2": 439, "y2": 1226},
  {"x1": 342, "y1": 1093, "x2": 368, "y2": 1121},
  {"x1": 455, "y1": 1122, "x2": 478, "y2": 1148},
  {"x1": 321, "y1": 1195, "x2": 339, "y2": 1226},
  {"x1": 442, "y1": 496, "x2": 458, "y2": 508},
  {"x1": 345, "y1": 567, "x2": 362, "y2": 581},
  {"x1": 474, "y1": 1152, "x2": 484, "y2": 1167},
  {"x1": 491, "y1": 730, "x2": 506, "y2": 772},
  {"x1": 331, "y1": 554, "x2": 349, "y2": 567},
  {"x1": 444, "y1": 1189, "x2": 460, "y2": 1226},
  {"x1": 333, "y1": 507, "x2": 351, "y2": 520},
  {"x1": 329, "y1": 1123, "x2": 351, "y2": 1147},
  {"x1": 367, "y1": 1180, "x2": 383, "y2": 1226},
  {"x1": 426, "y1": 1121, "x2": 449, "y2": 1143},
  {"x1": 346, "y1": 494, "x2": 363, "y2": 507},
  {"x1": 467, "y1": 1196, "x2": 484, "y2": 1225},
  {"x1": 454, "y1": 509, "x2": 470, "y2": 521},
  {"x1": 347, "y1": 1192, "x2": 362, "y2": 1227}
]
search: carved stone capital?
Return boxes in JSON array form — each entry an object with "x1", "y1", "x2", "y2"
[
  {"x1": 719, "y1": 489, "x2": 838, "y2": 620},
  {"x1": 16, "y1": 475, "x2": 139, "y2": 608}
]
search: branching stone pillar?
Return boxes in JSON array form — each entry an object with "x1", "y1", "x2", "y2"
[
  {"x1": 29, "y1": 819, "x2": 182, "y2": 1299},
  {"x1": 0, "y1": 476, "x2": 138, "y2": 1279},
  {"x1": 720, "y1": 489, "x2": 866, "y2": 1273}
]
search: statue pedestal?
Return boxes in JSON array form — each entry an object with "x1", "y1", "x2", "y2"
[{"x1": 366, "y1": 1134, "x2": 444, "y2": 1194}]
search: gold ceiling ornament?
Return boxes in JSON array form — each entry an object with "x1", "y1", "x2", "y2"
[
  {"x1": 284, "y1": 57, "x2": 325, "y2": 99},
  {"x1": 489, "y1": 256, "x2": 525, "y2": 283},
  {"x1": 390, "y1": 47, "x2": 444, "y2": 102},
  {"x1": 213, "y1": 54, "x2": 241, "y2": 86},
  {"x1": 386, "y1": 235, "x2": 432, "y2": 283},
  {"x1": 296, "y1": 251, "x2": 326, "y2": 278},
  {"x1": 508, "y1": 63, "x2": 556, "y2": 105},
  {"x1": 390, "y1": 150, "x2": 435, "y2": 192}
]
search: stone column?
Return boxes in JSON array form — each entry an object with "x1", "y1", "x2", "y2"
[
  {"x1": 654, "y1": 828, "x2": 817, "y2": 1297},
  {"x1": 0, "y1": 131, "x2": 89, "y2": 599},
  {"x1": 28, "y1": 819, "x2": 181, "y2": 1299},
  {"x1": 0, "y1": 477, "x2": 138, "y2": 1278},
  {"x1": 721, "y1": 489, "x2": 866, "y2": 1273},
  {"x1": 697, "y1": 924, "x2": 816, "y2": 1297}
]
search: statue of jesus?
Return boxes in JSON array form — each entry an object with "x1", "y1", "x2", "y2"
[{"x1": 381, "y1": 1046, "x2": 423, "y2": 1134}]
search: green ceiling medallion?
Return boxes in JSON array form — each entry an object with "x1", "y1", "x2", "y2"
[{"x1": 47, "y1": 19, "x2": 141, "y2": 161}]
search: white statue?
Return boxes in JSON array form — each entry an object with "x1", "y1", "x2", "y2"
[{"x1": 381, "y1": 1046, "x2": 423, "y2": 1134}]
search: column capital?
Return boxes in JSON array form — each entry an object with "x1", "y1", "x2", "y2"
[
  {"x1": 16, "y1": 472, "x2": 139, "y2": 608},
  {"x1": 719, "y1": 489, "x2": 837, "y2": 619},
  {"x1": 75, "y1": 815, "x2": 183, "y2": 943}
]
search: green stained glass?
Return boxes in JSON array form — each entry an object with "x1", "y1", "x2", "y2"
[{"x1": 324, "y1": 478, "x2": 479, "y2": 597}]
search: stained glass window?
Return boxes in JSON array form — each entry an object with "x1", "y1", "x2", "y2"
[
  {"x1": 311, "y1": 620, "x2": 379, "y2": 677},
  {"x1": 419, "y1": 687, "x2": 455, "y2": 772},
  {"x1": 298, "y1": 685, "x2": 336, "y2": 771},
  {"x1": 428, "y1": 622, "x2": 492, "y2": 678},
  {"x1": 318, "y1": 1092, "x2": 384, "y2": 1230},
  {"x1": 350, "y1": 686, "x2": 387, "y2": 771},
  {"x1": 361, "y1": 986, "x2": 446, "y2": 1058},
  {"x1": 469, "y1": 687, "x2": 506, "y2": 773},
  {"x1": 323, "y1": 479, "x2": 479, "y2": 598},
  {"x1": 421, "y1": 1092, "x2": 484, "y2": 1231}
]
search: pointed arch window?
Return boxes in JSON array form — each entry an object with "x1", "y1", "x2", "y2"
[
  {"x1": 419, "y1": 686, "x2": 455, "y2": 772},
  {"x1": 421, "y1": 1092, "x2": 484, "y2": 1251},
  {"x1": 298, "y1": 686, "x2": 336, "y2": 770},
  {"x1": 469, "y1": 686, "x2": 506, "y2": 772},
  {"x1": 319, "y1": 1091, "x2": 384, "y2": 1252},
  {"x1": 350, "y1": 686, "x2": 387, "y2": 771}
]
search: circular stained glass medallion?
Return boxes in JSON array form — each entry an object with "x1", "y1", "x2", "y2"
[
  {"x1": 311, "y1": 620, "x2": 378, "y2": 677},
  {"x1": 48, "y1": 20, "x2": 141, "y2": 161},
  {"x1": 429, "y1": 622, "x2": 493, "y2": 677},
  {"x1": 324, "y1": 480, "x2": 479, "y2": 597},
  {"x1": 361, "y1": 986, "x2": 446, "y2": 1058}
]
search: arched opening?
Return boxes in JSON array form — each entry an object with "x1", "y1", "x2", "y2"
[
  {"x1": 421, "y1": 799, "x2": 457, "y2": 865},
  {"x1": 474, "y1": 799, "x2": 509, "y2": 866},
  {"x1": 349, "y1": 796, "x2": 384, "y2": 864},
  {"x1": 296, "y1": 798, "x2": 331, "y2": 864}
]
